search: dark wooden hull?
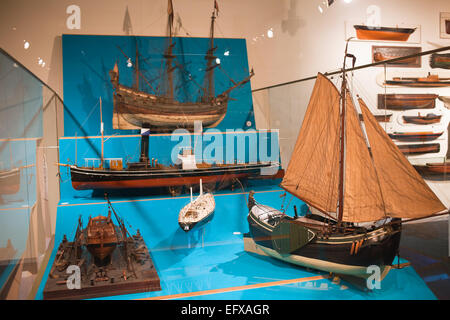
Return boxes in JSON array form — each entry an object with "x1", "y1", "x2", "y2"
[
  {"x1": 354, "y1": 25, "x2": 415, "y2": 41},
  {"x1": 0, "y1": 168, "x2": 20, "y2": 195},
  {"x1": 430, "y1": 53, "x2": 450, "y2": 69},
  {"x1": 414, "y1": 163, "x2": 450, "y2": 175},
  {"x1": 113, "y1": 84, "x2": 228, "y2": 130},
  {"x1": 378, "y1": 94, "x2": 437, "y2": 110},
  {"x1": 246, "y1": 208, "x2": 401, "y2": 279},
  {"x1": 403, "y1": 114, "x2": 441, "y2": 125},
  {"x1": 388, "y1": 132, "x2": 443, "y2": 141},
  {"x1": 70, "y1": 163, "x2": 282, "y2": 191},
  {"x1": 397, "y1": 143, "x2": 440, "y2": 155},
  {"x1": 385, "y1": 79, "x2": 450, "y2": 87}
]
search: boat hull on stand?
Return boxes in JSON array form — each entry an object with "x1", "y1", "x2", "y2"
[{"x1": 246, "y1": 204, "x2": 401, "y2": 279}]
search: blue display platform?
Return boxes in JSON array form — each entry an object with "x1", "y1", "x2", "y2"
[{"x1": 35, "y1": 185, "x2": 437, "y2": 300}]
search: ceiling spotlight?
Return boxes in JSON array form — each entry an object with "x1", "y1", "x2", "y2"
[
  {"x1": 318, "y1": 5, "x2": 323, "y2": 13},
  {"x1": 267, "y1": 28, "x2": 274, "y2": 38},
  {"x1": 224, "y1": 50, "x2": 230, "y2": 56},
  {"x1": 38, "y1": 58, "x2": 43, "y2": 65},
  {"x1": 127, "y1": 58, "x2": 133, "y2": 68},
  {"x1": 215, "y1": 58, "x2": 221, "y2": 64},
  {"x1": 23, "y1": 41, "x2": 30, "y2": 49}
]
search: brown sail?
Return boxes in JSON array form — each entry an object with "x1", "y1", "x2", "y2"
[
  {"x1": 280, "y1": 73, "x2": 340, "y2": 214},
  {"x1": 359, "y1": 98, "x2": 446, "y2": 219},
  {"x1": 341, "y1": 93, "x2": 386, "y2": 222}
]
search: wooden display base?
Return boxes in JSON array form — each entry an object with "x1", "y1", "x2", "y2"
[{"x1": 43, "y1": 235, "x2": 161, "y2": 300}]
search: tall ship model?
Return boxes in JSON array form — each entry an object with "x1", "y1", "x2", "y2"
[
  {"x1": 111, "y1": 0, "x2": 254, "y2": 131},
  {"x1": 244, "y1": 42, "x2": 447, "y2": 283},
  {"x1": 64, "y1": 1, "x2": 283, "y2": 194}
]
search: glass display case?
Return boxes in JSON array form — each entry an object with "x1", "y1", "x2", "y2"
[{"x1": 0, "y1": 0, "x2": 448, "y2": 302}]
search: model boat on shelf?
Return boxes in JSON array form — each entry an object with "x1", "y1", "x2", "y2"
[
  {"x1": 358, "y1": 113, "x2": 392, "y2": 122},
  {"x1": 43, "y1": 194, "x2": 161, "y2": 299},
  {"x1": 178, "y1": 179, "x2": 215, "y2": 232},
  {"x1": 244, "y1": 43, "x2": 447, "y2": 283},
  {"x1": 430, "y1": 53, "x2": 450, "y2": 69},
  {"x1": 397, "y1": 143, "x2": 440, "y2": 155},
  {"x1": 378, "y1": 93, "x2": 438, "y2": 110},
  {"x1": 111, "y1": 0, "x2": 254, "y2": 131},
  {"x1": 373, "y1": 52, "x2": 417, "y2": 65},
  {"x1": 388, "y1": 131, "x2": 443, "y2": 141},
  {"x1": 403, "y1": 113, "x2": 442, "y2": 125},
  {"x1": 414, "y1": 162, "x2": 450, "y2": 175},
  {"x1": 384, "y1": 74, "x2": 450, "y2": 87},
  {"x1": 353, "y1": 25, "x2": 416, "y2": 41}
]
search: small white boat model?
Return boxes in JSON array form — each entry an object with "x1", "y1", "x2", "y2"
[{"x1": 178, "y1": 179, "x2": 215, "y2": 232}]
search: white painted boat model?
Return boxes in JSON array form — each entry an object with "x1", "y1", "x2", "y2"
[{"x1": 178, "y1": 179, "x2": 215, "y2": 232}]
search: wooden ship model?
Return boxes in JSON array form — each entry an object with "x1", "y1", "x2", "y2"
[
  {"x1": 414, "y1": 162, "x2": 450, "y2": 176},
  {"x1": 43, "y1": 194, "x2": 161, "y2": 299},
  {"x1": 178, "y1": 179, "x2": 215, "y2": 232},
  {"x1": 430, "y1": 53, "x2": 450, "y2": 69},
  {"x1": 384, "y1": 74, "x2": 450, "y2": 87},
  {"x1": 353, "y1": 25, "x2": 416, "y2": 41},
  {"x1": 403, "y1": 113, "x2": 442, "y2": 125},
  {"x1": 64, "y1": 1, "x2": 283, "y2": 195},
  {"x1": 111, "y1": 0, "x2": 254, "y2": 131},
  {"x1": 397, "y1": 143, "x2": 440, "y2": 155},
  {"x1": 243, "y1": 43, "x2": 448, "y2": 286},
  {"x1": 388, "y1": 131, "x2": 443, "y2": 142},
  {"x1": 378, "y1": 93, "x2": 438, "y2": 110}
]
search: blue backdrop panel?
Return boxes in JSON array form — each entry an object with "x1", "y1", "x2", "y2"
[{"x1": 62, "y1": 34, "x2": 255, "y2": 137}]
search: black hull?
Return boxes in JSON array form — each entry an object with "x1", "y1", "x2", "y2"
[
  {"x1": 246, "y1": 209, "x2": 401, "y2": 277},
  {"x1": 70, "y1": 162, "x2": 279, "y2": 191}
]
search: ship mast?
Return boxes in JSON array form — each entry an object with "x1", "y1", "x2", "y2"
[
  {"x1": 337, "y1": 38, "x2": 355, "y2": 228},
  {"x1": 99, "y1": 97, "x2": 104, "y2": 169},
  {"x1": 204, "y1": 1, "x2": 218, "y2": 101},
  {"x1": 165, "y1": 0, "x2": 175, "y2": 100}
]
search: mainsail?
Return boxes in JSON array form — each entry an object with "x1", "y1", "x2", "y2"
[
  {"x1": 280, "y1": 73, "x2": 340, "y2": 214},
  {"x1": 281, "y1": 72, "x2": 446, "y2": 223}
]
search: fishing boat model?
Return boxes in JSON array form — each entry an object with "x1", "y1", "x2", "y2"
[
  {"x1": 43, "y1": 194, "x2": 161, "y2": 299},
  {"x1": 430, "y1": 53, "x2": 450, "y2": 69},
  {"x1": 66, "y1": 98, "x2": 283, "y2": 195},
  {"x1": 244, "y1": 42, "x2": 447, "y2": 284},
  {"x1": 178, "y1": 179, "x2": 215, "y2": 232},
  {"x1": 414, "y1": 162, "x2": 450, "y2": 176},
  {"x1": 388, "y1": 131, "x2": 443, "y2": 142},
  {"x1": 403, "y1": 113, "x2": 442, "y2": 125},
  {"x1": 378, "y1": 93, "x2": 438, "y2": 110},
  {"x1": 397, "y1": 143, "x2": 440, "y2": 155},
  {"x1": 354, "y1": 25, "x2": 416, "y2": 41},
  {"x1": 111, "y1": 0, "x2": 254, "y2": 131},
  {"x1": 384, "y1": 74, "x2": 450, "y2": 87}
]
